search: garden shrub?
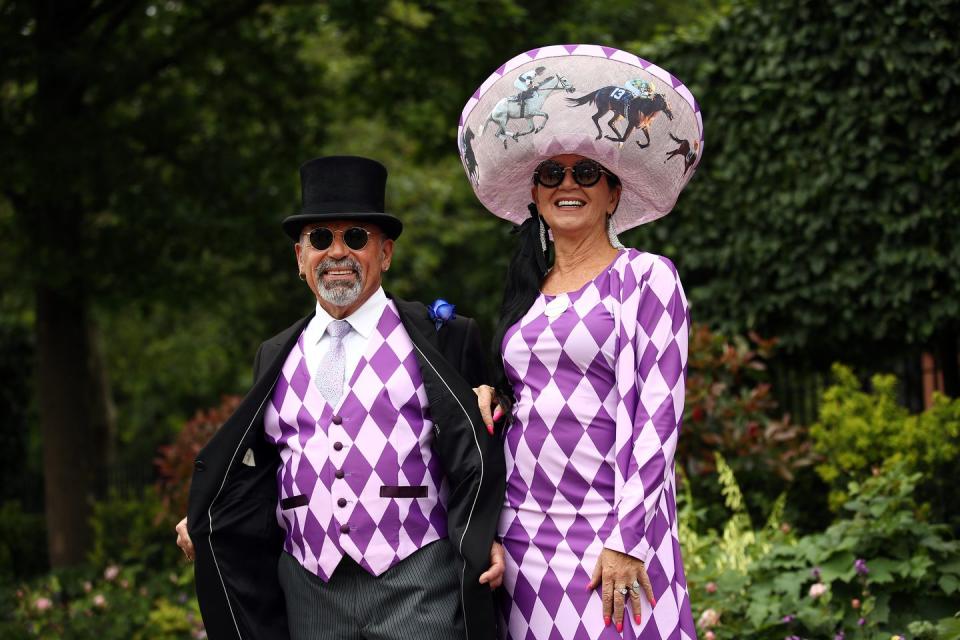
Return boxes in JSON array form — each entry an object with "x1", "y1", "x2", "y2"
[
  {"x1": 154, "y1": 395, "x2": 242, "y2": 522},
  {"x1": 88, "y1": 487, "x2": 180, "y2": 573},
  {"x1": 0, "y1": 500, "x2": 47, "y2": 584},
  {"x1": 810, "y1": 364, "x2": 960, "y2": 524},
  {"x1": 682, "y1": 325, "x2": 818, "y2": 526},
  {"x1": 10, "y1": 562, "x2": 204, "y2": 639},
  {"x1": 683, "y1": 458, "x2": 960, "y2": 639}
]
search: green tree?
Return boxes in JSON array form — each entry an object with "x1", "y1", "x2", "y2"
[
  {"x1": 0, "y1": 0, "x2": 330, "y2": 566},
  {"x1": 0, "y1": 0, "x2": 723, "y2": 567},
  {"x1": 625, "y1": 0, "x2": 960, "y2": 389}
]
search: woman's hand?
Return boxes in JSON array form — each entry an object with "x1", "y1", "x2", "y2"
[
  {"x1": 478, "y1": 541, "x2": 506, "y2": 589},
  {"x1": 586, "y1": 547, "x2": 656, "y2": 633},
  {"x1": 472, "y1": 385, "x2": 503, "y2": 435},
  {"x1": 175, "y1": 517, "x2": 194, "y2": 561}
]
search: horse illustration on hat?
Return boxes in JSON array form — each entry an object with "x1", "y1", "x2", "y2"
[
  {"x1": 566, "y1": 84, "x2": 673, "y2": 148},
  {"x1": 460, "y1": 126, "x2": 479, "y2": 185},
  {"x1": 664, "y1": 133, "x2": 699, "y2": 175},
  {"x1": 479, "y1": 69, "x2": 576, "y2": 149}
]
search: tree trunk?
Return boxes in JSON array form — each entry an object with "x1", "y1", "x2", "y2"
[
  {"x1": 936, "y1": 327, "x2": 960, "y2": 399},
  {"x1": 35, "y1": 285, "x2": 112, "y2": 567}
]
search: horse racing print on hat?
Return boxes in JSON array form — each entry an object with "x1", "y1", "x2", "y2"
[{"x1": 458, "y1": 44, "x2": 704, "y2": 233}]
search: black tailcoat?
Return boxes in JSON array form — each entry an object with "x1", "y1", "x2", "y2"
[{"x1": 187, "y1": 296, "x2": 504, "y2": 640}]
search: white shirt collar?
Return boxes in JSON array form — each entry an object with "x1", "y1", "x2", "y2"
[{"x1": 307, "y1": 287, "x2": 387, "y2": 344}]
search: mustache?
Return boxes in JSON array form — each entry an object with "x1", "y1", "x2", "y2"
[{"x1": 315, "y1": 256, "x2": 362, "y2": 276}]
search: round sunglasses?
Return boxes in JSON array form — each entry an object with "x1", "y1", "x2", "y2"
[
  {"x1": 303, "y1": 226, "x2": 379, "y2": 251},
  {"x1": 533, "y1": 159, "x2": 612, "y2": 188}
]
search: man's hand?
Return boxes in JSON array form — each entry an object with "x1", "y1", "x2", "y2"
[
  {"x1": 478, "y1": 541, "x2": 505, "y2": 590},
  {"x1": 473, "y1": 385, "x2": 503, "y2": 436},
  {"x1": 176, "y1": 517, "x2": 195, "y2": 561}
]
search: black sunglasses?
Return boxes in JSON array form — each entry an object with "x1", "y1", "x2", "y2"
[
  {"x1": 304, "y1": 227, "x2": 378, "y2": 251},
  {"x1": 533, "y1": 159, "x2": 612, "y2": 188}
]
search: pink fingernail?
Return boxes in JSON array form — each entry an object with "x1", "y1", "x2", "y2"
[
  {"x1": 616, "y1": 621, "x2": 623, "y2": 632},
  {"x1": 635, "y1": 614, "x2": 641, "y2": 624},
  {"x1": 486, "y1": 424, "x2": 494, "y2": 435},
  {"x1": 493, "y1": 407, "x2": 504, "y2": 422},
  {"x1": 584, "y1": 582, "x2": 592, "y2": 591},
  {"x1": 651, "y1": 597, "x2": 657, "y2": 607},
  {"x1": 604, "y1": 615, "x2": 611, "y2": 627}
]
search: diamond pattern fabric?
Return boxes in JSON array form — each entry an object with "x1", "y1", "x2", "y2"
[
  {"x1": 263, "y1": 301, "x2": 448, "y2": 580},
  {"x1": 498, "y1": 250, "x2": 696, "y2": 639}
]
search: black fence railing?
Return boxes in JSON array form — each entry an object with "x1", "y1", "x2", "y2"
[{"x1": 768, "y1": 353, "x2": 928, "y2": 427}]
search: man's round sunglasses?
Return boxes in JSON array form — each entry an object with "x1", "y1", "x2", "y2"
[
  {"x1": 533, "y1": 159, "x2": 612, "y2": 188},
  {"x1": 303, "y1": 227, "x2": 379, "y2": 251}
]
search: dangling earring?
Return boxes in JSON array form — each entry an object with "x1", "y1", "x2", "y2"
[
  {"x1": 607, "y1": 214, "x2": 625, "y2": 250},
  {"x1": 298, "y1": 271, "x2": 306, "y2": 281},
  {"x1": 538, "y1": 215, "x2": 548, "y2": 253}
]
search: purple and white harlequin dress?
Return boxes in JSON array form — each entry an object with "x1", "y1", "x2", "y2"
[{"x1": 498, "y1": 250, "x2": 697, "y2": 640}]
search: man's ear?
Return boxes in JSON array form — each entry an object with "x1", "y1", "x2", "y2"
[{"x1": 380, "y1": 238, "x2": 394, "y2": 271}]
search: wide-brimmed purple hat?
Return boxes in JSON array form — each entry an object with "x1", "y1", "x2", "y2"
[{"x1": 457, "y1": 44, "x2": 704, "y2": 233}]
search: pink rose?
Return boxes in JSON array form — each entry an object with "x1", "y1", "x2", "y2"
[
  {"x1": 851, "y1": 598, "x2": 861, "y2": 609},
  {"x1": 704, "y1": 632, "x2": 716, "y2": 640},
  {"x1": 92, "y1": 594, "x2": 107, "y2": 608},
  {"x1": 705, "y1": 582, "x2": 717, "y2": 594},
  {"x1": 697, "y1": 608, "x2": 720, "y2": 629},
  {"x1": 34, "y1": 597, "x2": 53, "y2": 612},
  {"x1": 104, "y1": 565, "x2": 120, "y2": 581},
  {"x1": 809, "y1": 582, "x2": 828, "y2": 598}
]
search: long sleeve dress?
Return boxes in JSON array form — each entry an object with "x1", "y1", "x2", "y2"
[{"x1": 497, "y1": 249, "x2": 697, "y2": 640}]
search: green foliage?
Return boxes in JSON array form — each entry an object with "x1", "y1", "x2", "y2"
[
  {"x1": 628, "y1": 0, "x2": 960, "y2": 363},
  {"x1": 155, "y1": 396, "x2": 243, "y2": 519},
  {"x1": 5, "y1": 487, "x2": 200, "y2": 638},
  {"x1": 684, "y1": 462, "x2": 960, "y2": 639},
  {"x1": 681, "y1": 324, "x2": 818, "y2": 527},
  {"x1": 810, "y1": 364, "x2": 960, "y2": 521},
  {"x1": 0, "y1": 501, "x2": 47, "y2": 584},
  {"x1": 8, "y1": 563, "x2": 202, "y2": 640},
  {"x1": 87, "y1": 488, "x2": 180, "y2": 573}
]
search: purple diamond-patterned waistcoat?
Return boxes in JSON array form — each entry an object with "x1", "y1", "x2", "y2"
[
  {"x1": 263, "y1": 301, "x2": 448, "y2": 580},
  {"x1": 498, "y1": 250, "x2": 696, "y2": 640}
]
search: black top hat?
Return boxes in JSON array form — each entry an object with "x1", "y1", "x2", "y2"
[{"x1": 282, "y1": 156, "x2": 403, "y2": 241}]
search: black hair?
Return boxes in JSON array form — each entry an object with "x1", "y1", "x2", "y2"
[{"x1": 490, "y1": 204, "x2": 550, "y2": 427}]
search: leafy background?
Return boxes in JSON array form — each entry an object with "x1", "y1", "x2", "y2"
[{"x1": 0, "y1": 0, "x2": 958, "y2": 637}]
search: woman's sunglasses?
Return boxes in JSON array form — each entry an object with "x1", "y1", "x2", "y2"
[
  {"x1": 533, "y1": 159, "x2": 612, "y2": 188},
  {"x1": 304, "y1": 226, "x2": 378, "y2": 251}
]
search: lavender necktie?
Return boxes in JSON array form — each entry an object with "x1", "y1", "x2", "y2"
[{"x1": 314, "y1": 319, "x2": 352, "y2": 405}]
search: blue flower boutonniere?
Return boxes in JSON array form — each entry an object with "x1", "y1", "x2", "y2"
[{"x1": 428, "y1": 299, "x2": 456, "y2": 331}]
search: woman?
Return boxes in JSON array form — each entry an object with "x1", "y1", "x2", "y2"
[{"x1": 459, "y1": 45, "x2": 702, "y2": 639}]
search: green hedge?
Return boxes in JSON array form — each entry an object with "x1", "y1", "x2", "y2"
[{"x1": 627, "y1": 0, "x2": 960, "y2": 364}]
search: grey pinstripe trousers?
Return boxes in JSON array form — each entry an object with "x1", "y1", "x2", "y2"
[{"x1": 277, "y1": 539, "x2": 466, "y2": 640}]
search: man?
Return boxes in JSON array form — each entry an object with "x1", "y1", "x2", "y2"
[
  {"x1": 176, "y1": 156, "x2": 506, "y2": 640},
  {"x1": 510, "y1": 65, "x2": 546, "y2": 119}
]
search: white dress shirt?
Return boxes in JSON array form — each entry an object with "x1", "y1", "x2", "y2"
[{"x1": 302, "y1": 287, "x2": 388, "y2": 391}]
